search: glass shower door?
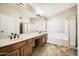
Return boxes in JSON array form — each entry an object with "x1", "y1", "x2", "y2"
[{"x1": 66, "y1": 16, "x2": 77, "y2": 48}]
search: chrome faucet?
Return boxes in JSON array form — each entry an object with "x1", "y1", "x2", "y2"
[{"x1": 10, "y1": 33, "x2": 19, "y2": 39}]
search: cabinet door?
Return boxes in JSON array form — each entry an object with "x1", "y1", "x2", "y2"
[
  {"x1": 21, "y1": 43, "x2": 32, "y2": 56},
  {"x1": 41, "y1": 35, "x2": 47, "y2": 45},
  {"x1": 21, "y1": 45, "x2": 29, "y2": 56},
  {"x1": 42, "y1": 36, "x2": 46, "y2": 45},
  {"x1": 44, "y1": 34, "x2": 48, "y2": 43},
  {"x1": 27, "y1": 43, "x2": 32, "y2": 55},
  {"x1": 7, "y1": 49, "x2": 20, "y2": 56}
]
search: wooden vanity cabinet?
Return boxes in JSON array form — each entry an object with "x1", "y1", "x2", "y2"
[
  {"x1": 21, "y1": 45, "x2": 29, "y2": 56},
  {"x1": 38, "y1": 34, "x2": 47, "y2": 46},
  {"x1": 7, "y1": 49, "x2": 20, "y2": 56},
  {"x1": 41, "y1": 36, "x2": 46, "y2": 45},
  {"x1": 45, "y1": 34, "x2": 48, "y2": 43},
  {"x1": 35, "y1": 38, "x2": 41, "y2": 47},
  {"x1": 35, "y1": 34, "x2": 47, "y2": 47},
  {"x1": 0, "y1": 49, "x2": 20, "y2": 56},
  {"x1": 0, "y1": 33, "x2": 47, "y2": 56},
  {"x1": 21, "y1": 43, "x2": 32, "y2": 56},
  {"x1": 0, "y1": 39, "x2": 33, "y2": 56},
  {"x1": 27, "y1": 43, "x2": 32, "y2": 55},
  {"x1": 42, "y1": 34, "x2": 48, "y2": 44},
  {"x1": 7, "y1": 42, "x2": 32, "y2": 56}
]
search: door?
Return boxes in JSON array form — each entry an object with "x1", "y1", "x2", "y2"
[
  {"x1": 69, "y1": 16, "x2": 77, "y2": 47},
  {"x1": 67, "y1": 16, "x2": 77, "y2": 47}
]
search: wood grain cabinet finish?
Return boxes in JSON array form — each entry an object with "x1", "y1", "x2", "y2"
[
  {"x1": 27, "y1": 43, "x2": 32, "y2": 55},
  {"x1": 0, "y1": 34, "x2": 47, "y2": 56},
  {"x1": 21, "y1": 45, "x2": 29, "y2": 56},
  {"x1": 45, "y1": 34, "x2": 48, "y2": 43},
  {"x1": 0, "y1": 39, "x2": 33, "y2": 56},
  {"x1": 41, "y1": 36, "x2": 46, "y2": 45},
  {"x1": 38, "y1": 34, "x2": 47, "y2": 46},
  {"x1": 7, "y1": 49, "x2": 20, "y2": 56},
  {"x1": 21, "y1": 43, "x2": 32, "y2": 56}
]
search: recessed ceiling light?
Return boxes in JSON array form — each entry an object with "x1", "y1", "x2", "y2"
[
  {"x1": 16, "y1": 3, "x2": 24, "y2": 6},
  {"x1": 35, "y1": 9, "x2": 43, "y2": 16}
]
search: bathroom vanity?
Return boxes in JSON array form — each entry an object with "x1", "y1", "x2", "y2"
[{"x1": 0, "y1": 33, "x2": 47, "y2": 56}]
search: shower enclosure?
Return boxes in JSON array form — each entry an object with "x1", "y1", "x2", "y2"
[{"x1": 65, "y1": 15, "x2": 77, "y2": 48}]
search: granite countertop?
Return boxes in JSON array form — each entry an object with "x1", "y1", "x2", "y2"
[{"x1": 0, "y1": 33, "x2": 47, "y2": 48}]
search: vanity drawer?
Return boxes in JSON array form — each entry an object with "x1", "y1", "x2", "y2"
[{"x1": 27, "y1": 39, "x2": 32, "y2": 43}]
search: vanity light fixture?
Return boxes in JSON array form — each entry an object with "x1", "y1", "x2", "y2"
[{"x1": 35, "y1": 9, "x2": 43, "y2": 17}]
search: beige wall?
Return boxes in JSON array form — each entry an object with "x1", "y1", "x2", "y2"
[{"x1": 47, "y1": 6, "x2": 77, "y2": 44}]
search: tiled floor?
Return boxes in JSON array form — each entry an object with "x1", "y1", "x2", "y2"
[{"x1": 32, "y1": 43, "x2": 77, "y2": 56}]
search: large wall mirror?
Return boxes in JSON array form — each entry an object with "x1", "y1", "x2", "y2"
[
  {"x1": 0, "y1": 14, "x2": 16, "y2": 35},
  {"x1": 0, "y1": 13, "x2": 29, "y2": 36}
]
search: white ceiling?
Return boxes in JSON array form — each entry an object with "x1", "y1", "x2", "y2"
[
  {"x1": 0, "y1": 3, "x2": 77, "y2": 18},
  {"x1": 0, "y1": 3, "x2": 39, "y2": 18},
  {"x1": 29, "y1": 3, "x2": 77, "y2": 17}
]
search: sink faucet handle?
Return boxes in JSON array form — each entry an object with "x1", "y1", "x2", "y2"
[{"x1": 11, "y1": 33, "x2": 14, "y2": 35}]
